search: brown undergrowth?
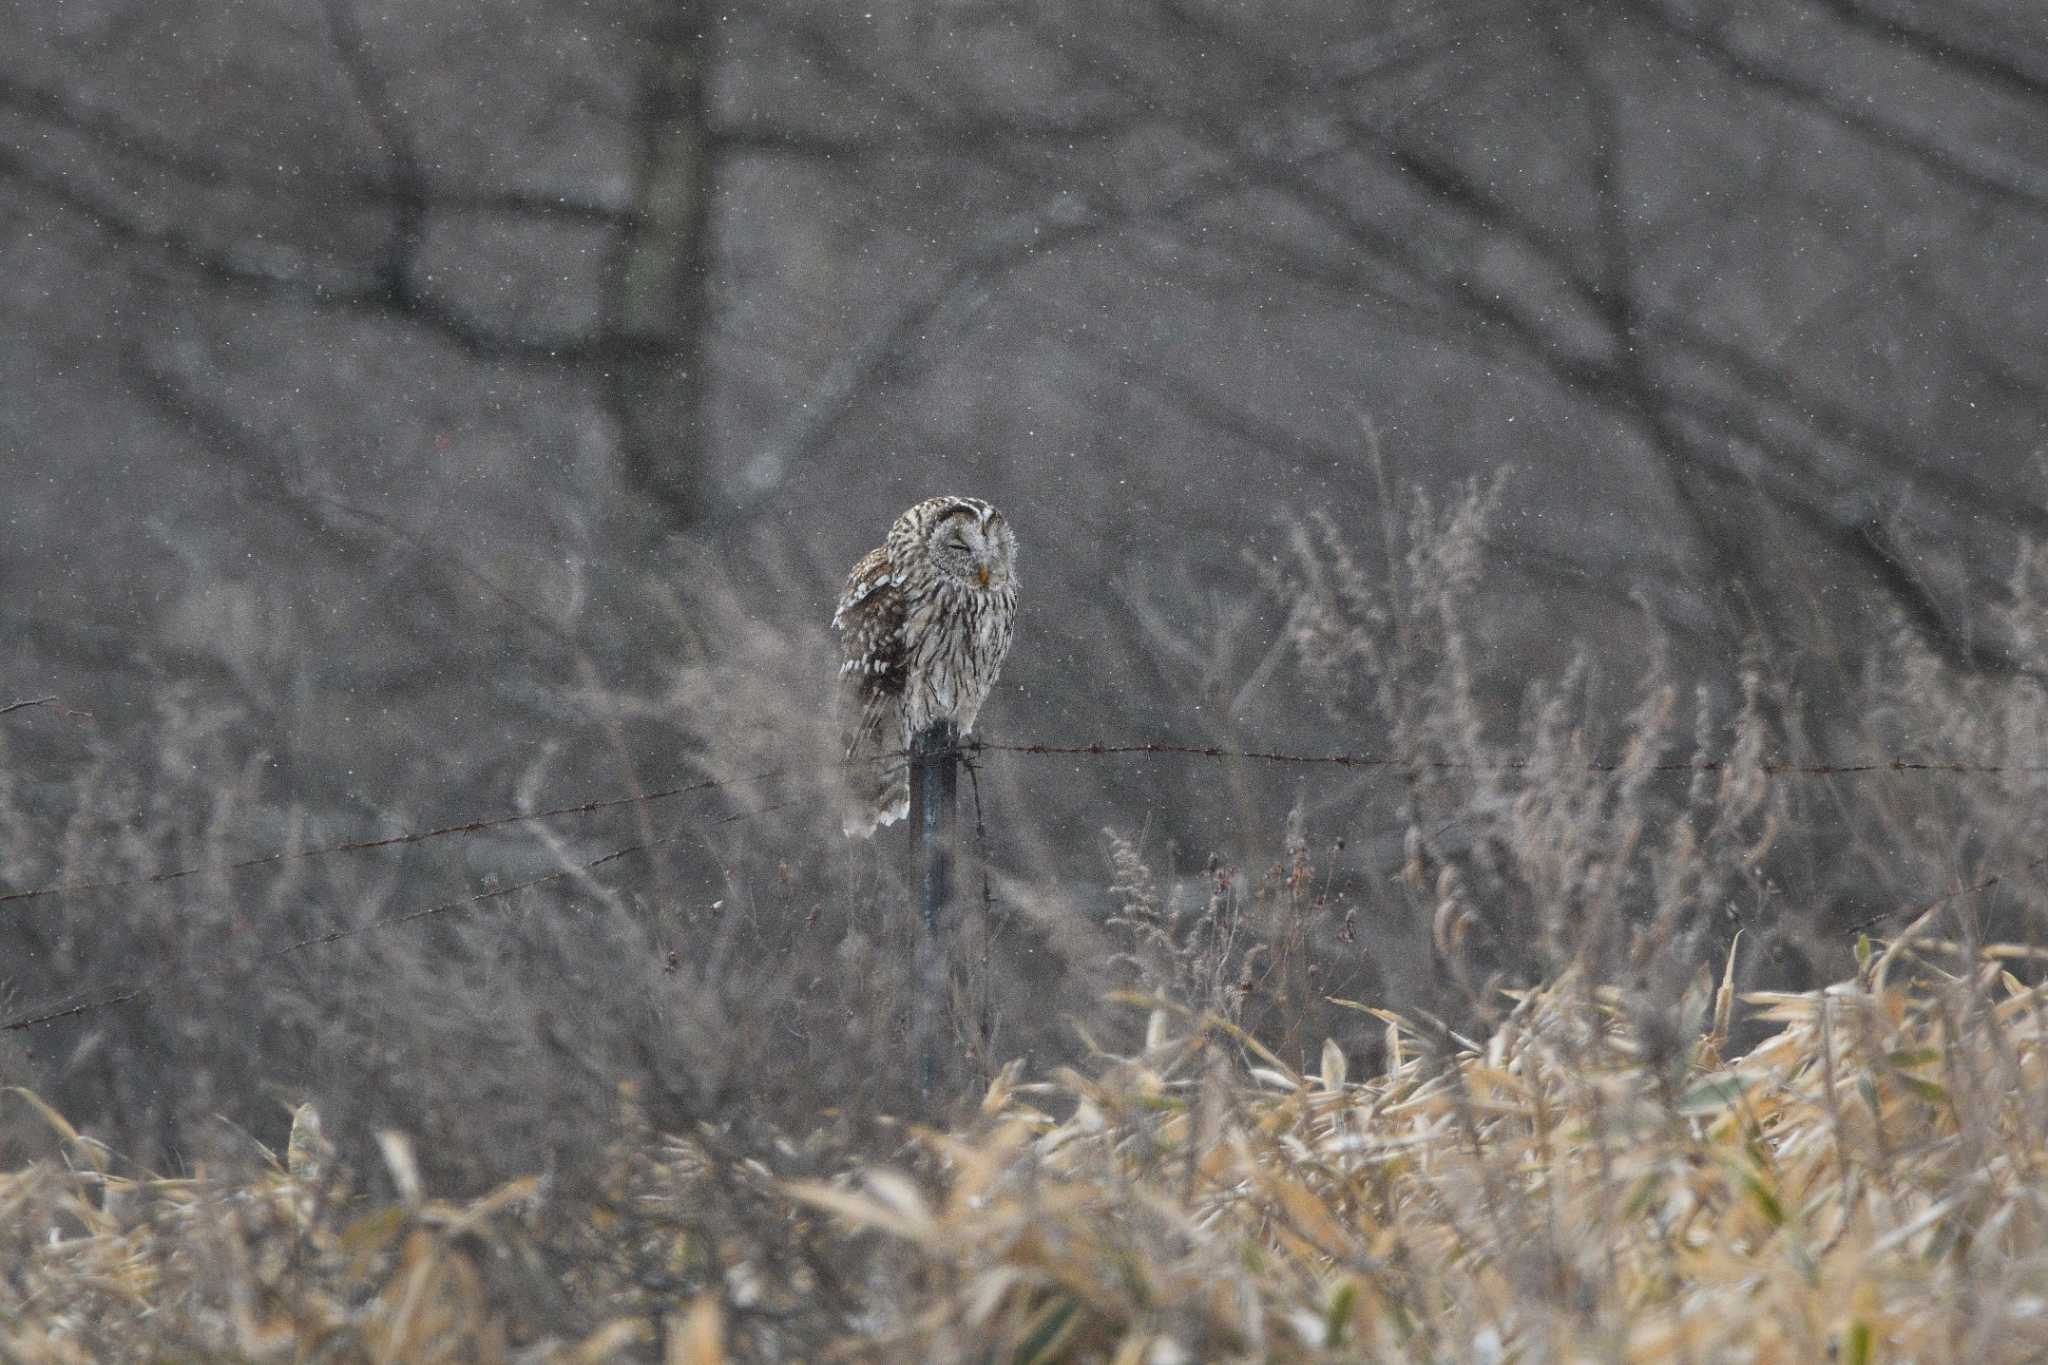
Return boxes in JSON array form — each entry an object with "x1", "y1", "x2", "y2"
[
  {"x1": 8, "y1": 930, "x2": 2048, "y2": 1361},
  {"x1": 10, "y1": 472, "x2": 2048, "y2": 1359}
]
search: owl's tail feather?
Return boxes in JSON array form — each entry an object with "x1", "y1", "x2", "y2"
[
  {"x1": 841, "y1": 755, "x2": 909, "y2": 839},
  {"x1": 837, "y1": 671, "x2": 907, "y2": 837}
]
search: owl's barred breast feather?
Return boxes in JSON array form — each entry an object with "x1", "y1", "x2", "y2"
[{"x1": 833, "y1": 497, "x2": 1018, "y2": 838}]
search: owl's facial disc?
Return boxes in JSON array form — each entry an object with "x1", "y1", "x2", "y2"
[
  {"x1": 926, "y1": 503, "x2": 1012, "y2": 591},
  {"x1": 934, "y1": 515, "x2": 981, "y2": 584}
]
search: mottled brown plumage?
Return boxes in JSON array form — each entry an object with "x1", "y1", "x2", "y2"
[{"x1": 833, "y1": 496, "x2": 1019, "y2": 836}]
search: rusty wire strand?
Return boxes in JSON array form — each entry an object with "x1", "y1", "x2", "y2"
[
  {"x1": 1842, "y1": 855, "x2": 2048, "y2": 938},
  {"x1": 969, "y1": 738, "x2": 2048, "y2": 776},
  {"x1": 0, "y1": 765, "x2": 792, "y2": 908},
  {"x1": 4, "y1": 740, "x2": 2043, "y2": 910},
  {"x1": 4, "y1": 736, "x2": 2046, "y2": 1034},
  {"x1": 1, "y1": 830, "x2": 677, "y2": 1033}
]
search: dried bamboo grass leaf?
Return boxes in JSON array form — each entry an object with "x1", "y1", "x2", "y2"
[
  {"x1": 286, "y1": 1102, "x2": 331, "y2": 1183},
  {"x1": 4, "y1": 1088, "x2": 101, "y2": 1173},
  {"x1": 1320, "y1": 1038, "x2": 1348, "y2": 1093},
  {"x1": 664, "y1": 1295, "x2": 724, "y2": 1365},
  {"x1": 566, "y1": 1317, "x2": 652, "y2": 1363},
  {"x1": 376, "y1": 1130, "x2": 424, "y2": 1209},
  {"x1": 783, "y1": 1177, "x2": 936, "y2": 1245}
]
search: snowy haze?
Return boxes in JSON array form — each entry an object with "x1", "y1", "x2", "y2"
[{"x1": 4, "y1": 0, "x2": 2047, "y2": 1169}]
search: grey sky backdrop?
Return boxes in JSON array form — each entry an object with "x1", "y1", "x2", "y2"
[{"x1": 4, "y1": 0, "x2": 2048, "y2": 1159}]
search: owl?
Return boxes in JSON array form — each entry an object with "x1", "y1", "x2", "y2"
[{"x1": 834, "y1": 496, "x2": 1019, "y2": 837}]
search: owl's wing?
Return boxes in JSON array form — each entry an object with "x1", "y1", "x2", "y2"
[{"x1": 832, "y1": 546, "x2": 904, "y2": 762}]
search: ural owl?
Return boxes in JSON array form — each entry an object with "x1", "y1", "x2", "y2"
[{"x1": 834, "y1": 496, "x2": 1019, "y2": 837}]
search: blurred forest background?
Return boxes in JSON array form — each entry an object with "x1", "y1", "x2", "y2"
[{"x1": 4, "y1": 0, "x2": 2048, "y2": 1187}]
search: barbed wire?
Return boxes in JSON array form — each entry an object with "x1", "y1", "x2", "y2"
[
  {"x1": 5, "y1": 734, "x2": 2046, "y2": 1034},
  {"x1": 0, "y1": 765, "x2": 793, "y2": 908},
  {"x1": 970, "y1": 738, "x2": 2048, "y2": 776},
  {"x1": 4, "y1": 738, "x2": 2043, "y2": 911},
  {"x1": 1842, "y1": 854, "x2": 2048, "y2": 938},
  {"x1": 1, "y1": 829, "x2": 677, "y2": 1033}
]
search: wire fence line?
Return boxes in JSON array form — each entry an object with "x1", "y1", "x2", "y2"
[
  {"x1": 5, "y1": 737, "x2": 2046, "y2": 910},
  {"x1": 5, "y1": 823, "x2": 2043, "y2": 1038},
  {"x1": 971, "y1": 740, "x2": 2048, "y2": 777},
  {"x1": 6, "y1": 735, "x2": 2048, "y2": 1034},
  {"x1": 0, "y1": 765, "x2": 795, "y2": 908},
  {"x1": 1841, "y1": 855, "x2": 2048, "y2": 939},
  {"x1": 1, "y1": 829, "x2": 679, "y2": 1034},
  {"x1": 0, "y1": 794, "x2": 812, "y2": 1034}
]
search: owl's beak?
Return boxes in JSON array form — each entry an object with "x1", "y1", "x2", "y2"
[{"x1": 977, "y1": 565, "x2": 990, "y2": 587}]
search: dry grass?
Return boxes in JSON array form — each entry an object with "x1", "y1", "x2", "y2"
[
  {"x1": 11, "y1": 470, "x2": 2048, "y2": 1359},
  {"x1": 8, "y1": 929, "x2": 2048, "y2": 1361},
  {"x1": 794, "y1": 938, "x2": 2048, "y2": 1361},
  {"x1": 0, "y1": 1084, "x2": 822, "y2": 1362}
]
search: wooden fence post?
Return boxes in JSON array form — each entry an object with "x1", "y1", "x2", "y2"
[{"x1": 908, "y1": 719, "x2": 959, "y2": 1101}]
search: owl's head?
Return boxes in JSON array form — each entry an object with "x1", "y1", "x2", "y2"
[{"x1": 904, "y1": 496, "x2": 1017, "y2": 591}]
